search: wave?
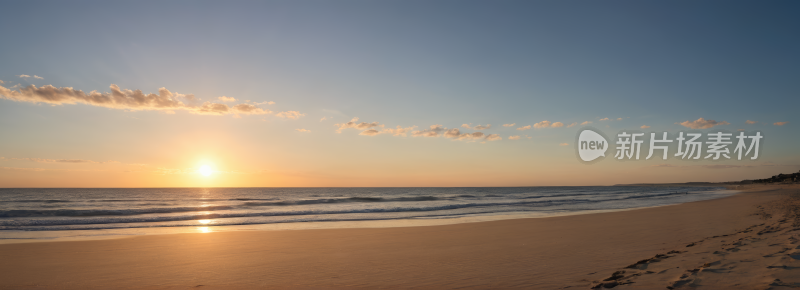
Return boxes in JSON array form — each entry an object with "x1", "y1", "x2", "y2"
[
  {"x1": 243, "y1": 196, "x2": 439, "y2": 206},
  {"x1": 3, "y1": 199, "x2": 73, "y2": 203},
  {"x1": 0, "y1": 198, "x2": 591, "y2": 227},
  {"x1": 0, "y1": 191, "x2": 703, "y2": 219},
  {"x1": 0, "y1": 204, "x2": 236, "y2": 218}
]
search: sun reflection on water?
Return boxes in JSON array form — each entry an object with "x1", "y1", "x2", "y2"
[{"x1": 197, "y1": 227, "x2": 212, "y2": 233}]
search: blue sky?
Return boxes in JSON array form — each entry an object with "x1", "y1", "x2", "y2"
[{"x1": 0, "y1": 1, "x2": 798, "y2": 187}]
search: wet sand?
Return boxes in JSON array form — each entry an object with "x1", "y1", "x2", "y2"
[{"x1": 0, "y1": 185, "x2": 797, "y2": 289}]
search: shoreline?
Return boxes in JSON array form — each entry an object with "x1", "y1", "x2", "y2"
[
  {"x1": 0, "y1": 185, "x2": 797, "y2": 289},
  {"x1": 0, "y1": 188, "x2": 739, "y2": 245}
]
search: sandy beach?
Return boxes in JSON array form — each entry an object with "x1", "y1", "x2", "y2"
[{"x1": 1, "y1": 185, "x2": 798, "y2": 289}]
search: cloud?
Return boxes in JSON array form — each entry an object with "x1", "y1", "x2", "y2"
[
  {"x1": 559, "y1": 143, "x2": 569, "y2": 146},
  {"x1": 551, "y1": 122, "x2": 564, "y2": 128},
  {"x1": 599, "y1": 118, "x2": 609, "y2": 121},
  {"x1": 231, "y1": 103, "x2": 271, "y2": 115},
  {"x1": 296, "y1": 128, "x2": 311, "y2": 133},
  {"x1": 508, "y1": 135, "x2": 521, "y2": 140},
  {"x1": 2, "y1": 157, "x2": 119, "y2": 164},
  {"x1": 617, "y1": 118, "x2": 622, "y2": 121},
  {"x1": 746, "y1": 120, "x2": 757, "y2": 124},
  {"x1": 23, "y1": 158, "x2": 92, "y2": 163},
  {"x1": 641, "y1": 125, "x2": 650, "y2": 129},
  {"x1": 34, "y1": 75, "x2": 43, "y2": 79},
  {"x1": 320, "y1": 117, "x2": 327, "y2": 122},
  {"x1": 737, "y1": 129, "x2": 745, "y2": 131},
  {"x1": 412, "y1": 125, "x2": 446, "y2": 137},
  {"x1": 253, "y1": 101, "x2": 274, "y2": 105},
  {"x1": 335, "y1": 117, "x2": 382, "y2": 133},
  {"x1": 503, "y1": 123, "x2": 516, "y2": 127},
  {"x1": 567, "y1": 122, "x2": 578, "y2": 128},
  {"x1": 533, "y1": 120, "x2": 552, "y2": 129},
  {"x1": 439, "y1": 129, "x2": 500, "y2": 141},
  {"x1": 218, "y1": 96, "x2": 237, "y2": 102},
  {"x1": 516, "y1": 125, "x2": 531, "y2": 131},
  {"x1": 17, "y1": 74, "x2": 31, "y2": 78},
  {"x1": 651, "y1": 164, "x2": 678, "y2": 168},
  {"x1": 700, "y1": 165, "x2": 744, "y2": 169},
  {"x1": 581, "y1": 121, "x2": 592, "y2": 125},
  {"x1": 485, "y1": 134, "x2": 501, "y2": 141},
  {"x1": 679, "y1": 118, "x2": 730, "y2": 129},
  {"x1": 649, "y1": 162, "x2": 797, "y2": 170},
  {"x1": 774, "y1": 122, "x2": 789, "y2": 126},
  {"x1": 443, "y1": 128, "x2": 486, "y2": 140},
  {"x1": 461, "y1": 124, "x2": 491, "y2": 130},
  {"x1": 276, "y1": 111, "x2": 305, "y2": 119},
  {"x1": 0, "y1": 80, "x2": 4, "y2": 84},
  {"x1": 382, "y1": 125, "x2": 417, "y2": 137},
  {"x1": 360, "y1": 129, "x2": 381, "y2": 136},
  {"x1": 0, "y1": 84, "x2": 274, "y2": 116}
]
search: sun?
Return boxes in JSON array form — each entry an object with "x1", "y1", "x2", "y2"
[{"x1": 198, "y1": 165, "x2": 213, "y2": 177}]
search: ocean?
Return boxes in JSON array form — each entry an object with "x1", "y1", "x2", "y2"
[{"x1": 0, "y1": 186, "x2": 736, "y2": 243}]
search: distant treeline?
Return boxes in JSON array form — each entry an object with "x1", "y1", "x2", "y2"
[{"x1": 743, "y1": 170, "x2": 800, "y2": 184}]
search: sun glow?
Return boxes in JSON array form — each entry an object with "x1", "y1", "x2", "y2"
[{"x1": 198, "y1": 165, "x2": 213, "y2": 177}]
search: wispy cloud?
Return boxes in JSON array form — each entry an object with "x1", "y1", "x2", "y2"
[
  {"x1": 651, "y1": 164, "x2": 678, "y2": 168},
  {"x1": 16, "y1": 74, "x2": 43, "y2": 80},
  {"x1": 567, "y1": 122, "x2": 577, "y2": 128},
  {"x1": 599, "y1": 118, "x2": 609, "y2": 121},
  {"x1": 443, "y1": 129, "x2": 494, "y2": 141},
  {"x1": 533, "y1": 120, "x2": 561, "y2": 129},
  {"x1": 503, "y1": 123, "x2": 516, "y2": 127},
  {"x1": 641, "y1": 125, "x2": 650, "y2": 129},
  {"x1": 296, "y1": 128, "x2": 311, "y2": 133},
  {"x1": 382, "y1": 125, "x2": 417, "y2": 137},
  {"x1": 218, "y1": 96, "x2": 237, "y2": 102},
  {"x1": 410, "y1": 125, "x2": 497, "y2": 141},
  {"x1": 276, "y1": 111, "x2": 305, "y2": 119},
  {"x1": 678, "y1": 118, "x2": 730, "y2": 129},
  {"x1": 516, "y1": 125, "x2": 531, "y2": 131},
  {"x1": 559, "y1": 143, "x2": 569, "y2": 146},
  {"x1": 320, "y1": 117, "x2": 327, "y2": 122},
  {"x1": 412, "y1": 125, "x2": 446, "y2": 137},
  {"x1": 335, "y1": 117, "x2": 382, "y2": 133},
  {"x1": 616, "y1": 118, "x2": 622, "y2": 121},
  {"x1": 746, "y1": 120, "x2": 757, "y2": 124},
  {"x1": 649, "y1": 162, "x2": 795, "y2": 170},
  {"x1": 0, "y1": 84, "x2": 277, "y2": 116},
  {"x1": 508, "y1": 135, "x2": 521, "y2": 140},
  {"x1": 581, "y1": 121, "x2": 592, "y2": 125},
  {"x1": 2, "y1": 157, "x2": 117, "y2": 164},
  {"x1": 462, "y1": 124, "x2": 491, "y2": 130},
  {"x1": 774, "y1": 121, "x2": 789, "y2": 126}
]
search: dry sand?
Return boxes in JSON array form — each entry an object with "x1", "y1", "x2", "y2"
[{"x1": 1, "y1": 185, "x2": 799, "y2": 289}]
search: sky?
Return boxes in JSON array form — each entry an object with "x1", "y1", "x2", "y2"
[{"x1": 0, "y1": 0, "x2": 798, "y2": 187}]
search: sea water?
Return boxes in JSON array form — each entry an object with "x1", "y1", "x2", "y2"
[{"x1": 0, "y1": 186, "x2": 737, "y2": 243}]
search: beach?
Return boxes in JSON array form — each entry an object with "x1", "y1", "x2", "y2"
[{"x1": 1, "y1": 185, "x2": 798, "y2": 289}]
